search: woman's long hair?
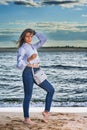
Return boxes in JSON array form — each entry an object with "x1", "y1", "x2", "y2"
[{"x1": 17, "y1": 28, "x2": 36, "y2": 48}]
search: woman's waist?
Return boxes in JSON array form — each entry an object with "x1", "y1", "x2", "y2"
[
  {"x1": 27, "y1": 62, "x2": 40, "y2": 68},
  {"x1": 27, "y1": 57, "x2": 40, "y2": 64}
]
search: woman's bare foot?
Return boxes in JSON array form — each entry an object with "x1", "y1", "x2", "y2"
[
  {"x1": 42, "y1": 111, "x2": 49, "y2": 123},
  {"x1": 24, "y1": 118, "x2": 35, "y2": 125}
]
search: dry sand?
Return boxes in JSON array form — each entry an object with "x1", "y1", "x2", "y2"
[{"x1": 0, "y1": 112, "x2": 87, "y2": 130}]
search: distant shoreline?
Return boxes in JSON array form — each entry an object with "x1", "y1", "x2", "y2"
[{"x1": 0, "y1": 47, "x2": 87, "y2": 52}]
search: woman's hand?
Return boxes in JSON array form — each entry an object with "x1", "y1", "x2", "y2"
[{"x1": 27, "y1": 54, "x2": 37, "y2": 62}]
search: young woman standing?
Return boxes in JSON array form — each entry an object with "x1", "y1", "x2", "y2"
[{"x1": 16, "y1": 28, "x2": 55, "y2": 125}]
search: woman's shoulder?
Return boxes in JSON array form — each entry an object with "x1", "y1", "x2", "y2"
[
  {"x1": 17, "y1": 43, "x2": 26, "y2": 52},
  {"x1": 18, "y1": 43, "x2": 34, "y2": 52},
  {"x1": 19, "y1": 43, "x2": 30, "y2": 50}
]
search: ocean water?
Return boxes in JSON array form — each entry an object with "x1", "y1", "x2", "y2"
[{"x1": 0, "y1": 51, "x2": 87, "y2": 107}]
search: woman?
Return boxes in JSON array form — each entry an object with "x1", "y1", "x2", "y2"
[{"x1": 16, "y1": 28, "x2": 55, "y2": 125}]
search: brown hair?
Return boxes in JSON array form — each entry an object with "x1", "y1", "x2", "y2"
[{"x1": 17, "y1": 28, "x2": 36, "y2": 48}]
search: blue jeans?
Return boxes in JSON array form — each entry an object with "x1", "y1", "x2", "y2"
[{"x1": 22, "y1": 66, "x2": 55, "y2": 118}]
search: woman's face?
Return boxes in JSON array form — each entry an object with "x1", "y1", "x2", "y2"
[{"x1": 24, "y1": 32, "x2": 33, "y2": 44}]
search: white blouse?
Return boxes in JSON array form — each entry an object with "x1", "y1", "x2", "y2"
[{"x1": 16, "y1": 32, "x2": 47, "y2": 70}]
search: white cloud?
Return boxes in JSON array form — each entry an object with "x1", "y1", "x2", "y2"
[
  {"x1": 42, "y1": 0, "x2": 87, "y2": 8},
  {"x1": 0, "y1": 21, "x2": 87, "y2": 47},
  {"x1": 0, "y1": 0, "x2": 8, "y2": 5},
  {"x1": 74, "y1": 7, "x2": 83, "y2": 10},
  {"x1": 32, "y1": 22, "x2": 87, "y2": 32},
  {"x1": 0, "y1": 0, "x2": 87, "y2": 8},
  {"x1": 82, "y1": 14, "x2": 87, "y2": 17},
  {"x1": 45, "y1": 40, "x2": 87, "y2": 47},
  {"x1": 59, "y1": 0, "x2": 87, "y2": 8},
  {"x1": 0, "y1": 0, "x2": 39, "y2": 6},
  {"x1": 1, "y1": 21, "x2": 87, "y2": 33}
]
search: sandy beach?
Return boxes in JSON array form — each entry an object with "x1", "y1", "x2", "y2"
[{"x1": 0, "y1": 112, "x2": 87, "y2": 130}]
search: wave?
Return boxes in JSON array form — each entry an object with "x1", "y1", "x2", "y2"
[
  {"x1": 0, "y1": 96, "x2": 87, "y2": 107},
  {"x1": 64, "y1": 78, "x2": 87, "y2": 84},
  {"x1": 41, "y1": 65, "x2": 87, "y2": 70},
  {"x1": 0, "y1": 98, "x2": 23, "y2": 103},
  {"x1": 1, "y1": 95, "x2": 87, "y2": 103}
]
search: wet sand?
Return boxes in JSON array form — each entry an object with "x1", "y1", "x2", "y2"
[{"x1": 0, "y1": 112, "x2": 87, "y2": 130}]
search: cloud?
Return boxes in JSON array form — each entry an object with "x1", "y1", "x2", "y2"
[
  {"x1": 0, "y1": 0, "x2": 39, "y2": 6},
  {"x1": 1, "y1": 21, "x2": 87, "y2": 33},
  {"x1": 32, "y1": 22, "x2": 87, "y2": 33},
  {"x1": 42, "y1": 0, "x2": 87, "y2": 8},
  {"x1": 82, "y1": 14, "x2": 87, "y2": 17},
  {"x1": 45, "y1": 40, "x2": 87, "y2": 47},
  {"x1": 59, "y1": 0, "x2": 87, "y2": 8},
  {"x1": 0, "y1": 21, "x2": 87, "y2": 47},
  {"x1": 74, "y1": 7, "x2": 83, "y2": 10},
  {"x1": 42, "y1": 0, "x2": 78, "y2": 5},
  {"x1": 0, "y1": 0, "x2": 87, "y2": 8},
  {"x1": 14, "y1": 0, "x2": 38, "y2": 6}
]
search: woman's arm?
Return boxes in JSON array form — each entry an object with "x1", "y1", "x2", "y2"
[
  {"x1": 27, "y1": 54, "x2": 37, "y2": 62},
  {"x1": 17, "y1": 48, "x2": 27, "y2": 69},
  {"x1": 33, "y1": 32, "x2": 47, "y2": 49}
]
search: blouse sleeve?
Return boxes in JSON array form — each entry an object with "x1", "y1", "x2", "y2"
[
  {"x1": 33, "y1": 32, "x2": 47, "y2": 49},
  {"x1": 16, "y1": 47, "x2": 27, "y2": 70}
]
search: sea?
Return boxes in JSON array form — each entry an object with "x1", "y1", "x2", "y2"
[{"x1": 0, "y1": 51, "x2": 87, "y2": 108}]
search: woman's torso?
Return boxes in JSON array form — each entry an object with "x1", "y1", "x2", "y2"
[{"x1": 22, "y1": 42, "x2": 40, "y2": 64}]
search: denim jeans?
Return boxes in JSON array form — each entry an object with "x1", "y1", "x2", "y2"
[{"x1": 22, "y1": 66, "x2": 55, "y2": 118}]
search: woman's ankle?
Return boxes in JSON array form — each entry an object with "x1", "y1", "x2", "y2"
[
  {"x1": 43, "y1": 111, "x2": 49, "y2": 115},
  {"x1": 24, "y1": 118, "x2": 35, "y2": 125},
  {"x1": 24, "y1": 117, "x2": 31, "y2": 121}
]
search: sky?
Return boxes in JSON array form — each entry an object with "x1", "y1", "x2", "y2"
[{"x1": 0, "y1": 0, "x2": 87, "y2": 47}]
